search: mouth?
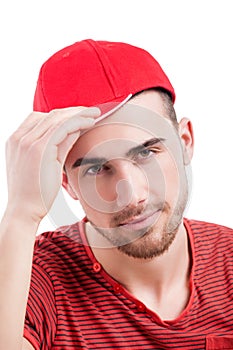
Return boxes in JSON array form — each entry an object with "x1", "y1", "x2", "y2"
[{"x1": 118, "y1": 209, "x2": 162, "y2": 230}]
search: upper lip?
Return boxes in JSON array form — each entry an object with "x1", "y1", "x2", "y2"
[{"x1": 119, "y1": 209, "x2": 160, "y2": 226}]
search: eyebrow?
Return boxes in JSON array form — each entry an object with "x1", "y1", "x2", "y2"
[{"x1": 72, "y1": 137, "x2": 165, "y2": 169}]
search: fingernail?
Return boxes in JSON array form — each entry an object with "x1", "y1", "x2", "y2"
[{"x1": 80, "y1": 107, "x2": 101, "y2": 116}]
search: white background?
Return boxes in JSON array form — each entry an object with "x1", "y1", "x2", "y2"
[{"x1": 0, "y1": 0, "x2": 232, "y2": 234}]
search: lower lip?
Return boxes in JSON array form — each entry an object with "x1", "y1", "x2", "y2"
[{"x1": 120, "y1": 210, "x2": 162, "y2": 230}]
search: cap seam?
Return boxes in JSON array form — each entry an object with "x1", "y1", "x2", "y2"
[
  {"x1": 39, "y1": 63, "x2": 50, "y2": 111},
  {"x1": 85, "y1": 40, "x2": 119, "y2": 98}
]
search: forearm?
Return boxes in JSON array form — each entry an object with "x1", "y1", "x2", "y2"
[
  {"x1": 1, "y1": 105, "x2": 98, "y2": 349},
  {"x1": 0, "y1": 209, "x2": 39, "y2": 350}
]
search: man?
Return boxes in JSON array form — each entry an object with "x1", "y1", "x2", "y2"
[{"x1": 0, "y1": 39, "x2": 232, "y2": 350}]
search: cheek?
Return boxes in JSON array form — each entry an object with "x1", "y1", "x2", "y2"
[
  {"x1": 162, "y1": 155, "x2": 187, "y2": 204},
  {"x1": 69, "y1": 170, "x2": 117, "y2": 222},
  {"x1": 147, "y1": 151, "x2": 185, "y2": 203},
  {"x1": 78, "y1": 189, "x2": 111, "y2": 227},
  {"x1": 66, "y1": 172, "x2": 108, "y2": 224}
]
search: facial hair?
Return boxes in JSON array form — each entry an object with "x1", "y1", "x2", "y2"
[
  {"x1": 116, "y1": 199, "x2": 185, "y2": 259},
  {"x1": 89, "y1": 170, "x2": 188, "y2": 260},
  {"x1": 88, "y1": 181, "x2": 188, "y2": 260}
]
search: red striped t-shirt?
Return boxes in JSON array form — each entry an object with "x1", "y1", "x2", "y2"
[{"x1": 24, "y1": 218, "x2": 233, "y2": 349}]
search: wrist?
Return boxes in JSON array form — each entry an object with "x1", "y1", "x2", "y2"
[{"x1": 2, "y1": 205, "x2": 41, "y2": 234}]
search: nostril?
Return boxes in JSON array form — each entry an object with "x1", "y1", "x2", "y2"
[{"x1": 116, "y1": 179, "x2": 133, "y2": 208}]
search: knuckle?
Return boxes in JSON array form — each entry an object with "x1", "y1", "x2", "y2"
[
  {"x1": 30, "y1": 111, "x2": 45, "y2": 118},
  {"x1": 19, "y1": 135, "x2": 37, "y2": 150},
  {"x1": 50, "y1": 106, "x2": 87, "y2": 117},
  {"x1": 73, "y1": 106, "x2": 86, "y2": 112},
  {"x1": 49, "y1": 108, "x2": 66, "y2": 117},
  {"x1": 6, "y1": 131, "x2": 20, "y2": 145},
  {"x1": 49, "y1": 109, "x2": 59, "y2": 116},
  {"x1": 27, "y1": 111, "x2": 36, "y2": 118},
  {"x1": 19, "y1": 138, "x2": 31, "y2": 150}
]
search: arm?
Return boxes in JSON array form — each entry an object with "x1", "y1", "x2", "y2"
[
  {"x1": 0, "y1": 213, "x2": 38, "y2": 350},
  {"x1": 0, "y1": 107, "x2": 100, "y2": 350}
]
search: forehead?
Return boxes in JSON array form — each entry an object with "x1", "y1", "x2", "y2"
[{"x1": 67, "y1": 101, "x2": 178, "y2": 165}]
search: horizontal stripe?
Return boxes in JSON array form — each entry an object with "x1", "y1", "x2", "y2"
[{"x1": 24, "y1": 218, "x2": 233, "y2": 349}]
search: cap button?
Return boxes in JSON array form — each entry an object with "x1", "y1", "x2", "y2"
[{"x1": 93, "y1": 262, "x2": 102, "y2": 273}]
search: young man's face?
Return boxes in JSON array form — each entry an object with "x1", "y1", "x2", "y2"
[{"x1": 64, "y1": 90, "x2": 194, "y2": 259}]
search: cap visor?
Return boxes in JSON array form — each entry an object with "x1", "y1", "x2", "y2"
[{"x1": 94, "y1": 94, "x2": 132, "y2": 124}]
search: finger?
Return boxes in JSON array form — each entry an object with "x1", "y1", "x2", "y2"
[
  {"x1": 27, "y1": 107, "x2": 99, "y2": 139},
  {"x1": 56, "y1": 108, "x2": 102, "y2": 162},
  {"x1": 56, "y1": 131, "x2": 82, "y2": 165},
  {"x1": 39, "y1": 116, "x2": 95, "y2": 147},
  {"x1": 8, "y1": 112, "x2": 45, "y2": 141},
  {"x1": 39, "y1": 117, "x2": 95, "y2": 170},
  {"x1": 10, "y1": 106, "x2": 100, "y2": 142}
]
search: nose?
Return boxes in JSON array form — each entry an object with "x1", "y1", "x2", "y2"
[{"x1": 114, "y1": 160, "x2": 148, "y2": 208}]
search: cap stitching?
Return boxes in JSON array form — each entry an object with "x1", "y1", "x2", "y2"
[
  {"x1": 85, "y1": 39, "x2": 118, "y2": 98},
  {"x1": 39, "y1": 63, "x2": 50, "y2": 111}
]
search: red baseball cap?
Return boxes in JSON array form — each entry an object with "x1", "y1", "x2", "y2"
[{"x1": 33, "y1": 39, "x2": 175, "y2": 114}]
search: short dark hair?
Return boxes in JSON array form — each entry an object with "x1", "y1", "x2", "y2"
[{"x1": 132, "y1": 88, "x2": 178, "y2": 127}]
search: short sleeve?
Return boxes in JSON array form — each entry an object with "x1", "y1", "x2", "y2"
[{"x1": 23, "y1": 263, "x2": 57, "y2": 350}]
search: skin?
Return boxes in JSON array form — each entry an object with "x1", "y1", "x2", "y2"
[
  {"x1": 0, "y1": 90, "x2": 194, "y2": 349},
  {"x1": 64, "y1": 90, "x2": 194, "y2": 319},
  {"x1": 0, "y1": 106, "x2": 101, "y2": 350}
]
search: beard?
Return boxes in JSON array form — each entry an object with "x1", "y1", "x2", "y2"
[{"x1": 87, "y1": 184, "x2": 188, "y2": 260}]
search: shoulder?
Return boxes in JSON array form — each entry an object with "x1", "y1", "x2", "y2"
[
  {"x1": 35, "y1": 221, "x2": 82, "y2": 247},
  {"x1": 33, "y1": 221, "x2": 85, "y2": 267},
  {"x1": 185, "y1": 218, "x2": 233, "y2": 233},
  {"x1": 184, "y1": 218, "x2": 233, "y2": 236},
  {"x1": 184, "y1": 217, "x2": 233, "y2": 254}
]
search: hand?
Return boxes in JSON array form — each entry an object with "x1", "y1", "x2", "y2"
[{"x1": 5, "y1": 107, "x2": 100, "y2": 223}]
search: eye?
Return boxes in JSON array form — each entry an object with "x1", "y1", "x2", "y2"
[
  {"x1": 85, "y1": 164, "x2": 108, "y2": 176},
  {"x1": 136, "y1": 147, "x2": 160, "y2": 160},
  {"x1": 137, "y1": 148, "x2": 153, "y2": 159}
]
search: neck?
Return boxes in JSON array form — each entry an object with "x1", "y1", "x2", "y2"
[{"x1": 85, "y1": 221, "x2": 192, "y2": 319}]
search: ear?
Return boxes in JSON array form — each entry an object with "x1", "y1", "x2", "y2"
[
  {"x1": 62, "y1": 172, "x2": 79, "y2": 200},
  {"x1": 178, "y1": 118, "x2": 194, "y2": 165}
]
